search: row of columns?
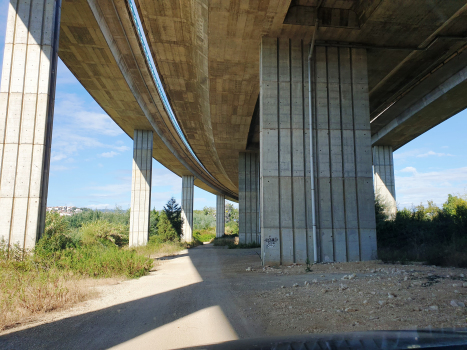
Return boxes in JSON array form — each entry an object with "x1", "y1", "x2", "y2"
[
  {"x1": 0, "y1": 0, "x2": 397, "y2": 260},
  {"x1": 0, "y1": 0, "x2": 226, "y2": 249}
]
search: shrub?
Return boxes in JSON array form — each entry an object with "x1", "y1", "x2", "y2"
[
  {"x1": 193, "y1": 229, "x2": 216, "y2": 243},
  {"x1": 376, "y1": 194, "x2": 467, "y2": 267},
  {"x1": 193, "y1": 211, "x2": 216, "y2": 230},
  {"x1": 80, "y1": 220, "x2": 129, "y2": 247},
  {"x1": 154, "y1": 212, "x2": 180, "y2": 243},
  {"x1": 225, "y1": 221, "x2": 239, "y2": 236}
]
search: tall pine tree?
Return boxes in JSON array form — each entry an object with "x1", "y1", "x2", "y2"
[{"x1": 163, "y1": 197, "x2": 182, "y2": 237}]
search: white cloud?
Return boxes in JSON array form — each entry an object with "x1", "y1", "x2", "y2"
[
  {"x1": 50, "y1": 164, "x2": 75, "y2": 172},
  {"x1": 86, "y1": 182, "x2": 131, "y2": 198},
  {"x1": 416, "y1": 151, "x2": 453, "y2": 158},
  {"x1": 396, "y1": 166, "x2": 467, "y2": 208},
  {"x1": 400, "y1": 166, "x2": 417, "y2": 174},
  {"x1": 394, "y1": 148, "x2": 454, "y2": 160},
  {"x1": 99, "y1": 151, "x2": 119, "y2": 158},
  {"x1": 152, "y1": 169, "x2": 181, "y2": 191},
  {"x1": 115, "y1": 145, "x2": 130, "y2": 152},
  {"x1": 54, "y1": 93, "x2": 123, "y2": 137},
  {"x1": 51, "y1": 152, "x2": 67, "y2": 162}
]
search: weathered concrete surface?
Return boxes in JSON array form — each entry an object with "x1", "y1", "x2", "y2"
[
  {"x1": 216, "y1": 194, "x2": 225, "y2": 238},
  {"x1": 181, "y1": 175, "x2": 194, "y2": 242},
  {"x1": 129, "y1": 130, "x2": 153, "y2": 247},
  {"x1": 58, "y1": 0, "x2": 237, "y2": 201},
  {"x1": 260, "y1": 38, "x2": 376, "y2": 265},
  {"x1": 133, "y1": 0, "x2": 467, "y2": 192},
  {"x1": 238, "y1": 152, "x2": 259, "y2": 245},
  {"x1": 372, "y1": 146, "x2": 396, "y2": 218},
  {"x1": 0, "y1": 0, "x2": 61, "y2": 249},
  {"x1": 371, "y1": 49, "x2": 467, "y2": 150}
]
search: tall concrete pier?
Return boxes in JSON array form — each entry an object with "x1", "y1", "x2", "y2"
[
  {"x1": 0, "y1": 0, "x2": 61, "y2": 249},
  {"x1": 238, "y1": 152, "x2": 260, "y2": 244},
  {"x1": 216, "y1": 194, "x2": 225, "y2": 238},
  {"x1": 260, "y1": 38, "x2": 377, "y2": 265},
  {"x1": 181, "y1": 175, "x2": 194, "y2": 242},
  {"x1": 129, "y1": 130, "x2": 153, "y2": 247},
  {"x1": 372, "y1": 146, "x2": 396, "y2": 218}
]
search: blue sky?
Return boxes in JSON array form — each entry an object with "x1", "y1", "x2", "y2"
[{"x1": 1, "y1": 0, "x2": 466, "y2": 210}]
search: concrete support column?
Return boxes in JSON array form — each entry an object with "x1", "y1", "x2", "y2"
[
  {"x1": 129, "y1": 130, "x2": 153, "y2": 247},
  {"x1": 260, "y1": 38, "x2": 377, "y2": 265},
  {"x1": 216, "y1": 194, "x2": 225, "y2": 238},
  {"x1": 373, "y1": 145, "x2": 396, "y2": 218},
  {"x1": 238, "y1": 152, "x2": 260, "y2": 244},
  {"x1": 0, "y1": 0, "x2": 61, "y2": 250},
  {"x1": 181, "y1": 175, "x2": 194, "y2": 242}
]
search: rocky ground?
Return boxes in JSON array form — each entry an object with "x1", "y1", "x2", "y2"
[
  {"x1": 241, "y1": 261, "x2": 467, "y2": 335},
  {"x1": 1, "y1": 246, "x2": 466, "y2": 349}
]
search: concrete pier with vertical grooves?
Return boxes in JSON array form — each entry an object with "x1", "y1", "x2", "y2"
[
  {"x1": 238, "y1": 152, "x2": 260, "y2": 244},
  {"x1": 260, "y1": 38, "x2": 377, "y2": 265},
  {"x1": 373, "y1": 145, "x2": 396, "y2": 217},
  {"x1": 0, "y1": 0, "x2": 61, "y2": 250},
  {"x1": 181, "y1": 175, "x2": 194, "y2": 242},
  {"x1": 216, "y1": 194, "x2": 225, "y2": 238},
  {"x1": 129, "y1": 130, "x2": 153, "y2": 247}
]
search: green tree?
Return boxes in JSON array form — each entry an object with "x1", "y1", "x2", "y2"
[
  {"x1": 202, "y1": 206, "x2": 216, "y2": 217},
  {"x1": 225, "y1": 203, "x2": 238, "y2": 223},
  {"x1": 155, "y1": 211, "x2": 180, "y2": 242},
  {"x1": 163, "y1": 197, "x2": 182, "y2": 237},
  {"x1": 443, "y1": 194, "x2": 467, "y2": 216},
  {"x1": 149, "y1": 208, "x2": 160, "y2": 236}
]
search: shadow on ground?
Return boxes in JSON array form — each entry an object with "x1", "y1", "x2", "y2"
[{"x1": 0, "y1": 245, "x2": 265, "y2": 349}]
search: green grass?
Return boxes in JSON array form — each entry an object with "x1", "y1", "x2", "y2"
[
  {"x1": 193, "y1": 228, "x2": 216, "y2": 243},
  {"x1": 0, "y1": 211, "x2": 190, "y2": 331}
]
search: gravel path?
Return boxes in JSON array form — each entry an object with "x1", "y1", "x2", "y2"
[{"x1": 1, "y1": 244, "x2": 466, "y2": 349}]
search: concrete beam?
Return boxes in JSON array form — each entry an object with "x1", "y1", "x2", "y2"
[
  {"x1": 372, "y1": 146, "x2": 396, "y2": 218},
  {"x1": 0, "y1": 0, "x2": 61, "y2": 250},
  {"x1": 129, "y1": 130, "x2": 153, "y2": 247},
  {"x1": 260, "y1": 38, "x2": 377, "y2": 265},
  {"x1": 371, "y1": 52, "x2": 467, "y2": 150},
  {"x1": 181, "y1": 175, "x2": 194, "y2": 242},
  {"x1": 238, "y1": 152, "x2": 260, "y2": 245},
  {"x1": 216, "y1": 194, "x2": 225, "y2": 238}
]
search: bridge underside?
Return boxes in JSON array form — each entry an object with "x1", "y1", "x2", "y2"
[{"x1": 1, "y1": 0, "x2": 467, "y2": 262}]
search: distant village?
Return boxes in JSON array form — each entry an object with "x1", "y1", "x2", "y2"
[{"x1": 46, "y1": 206, "x2": 83, "y2": 216}]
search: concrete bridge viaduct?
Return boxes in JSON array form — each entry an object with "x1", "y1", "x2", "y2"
[{"x1": 1, "y1": 0, "x2": 466, "y2": 265}]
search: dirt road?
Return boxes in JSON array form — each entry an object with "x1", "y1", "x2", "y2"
[{"x1": 1, "y1": 244, "x2": 466, "y2": 349}]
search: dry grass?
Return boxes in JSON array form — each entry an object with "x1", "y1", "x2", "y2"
[
  {"x1": 0, "y1": 265, "x2": 94, "y2": 331},
  {"x1": 0, "y1": 240, "x2": 186, "y2": 332},
  {"x1": 132, "y1": 241, "x2": 186, "y2": 259}
]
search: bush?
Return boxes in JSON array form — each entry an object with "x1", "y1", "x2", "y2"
[
  {"x1": 80, "y1": 220, "x2": 129, "y2": 247},
  {"x1": 153, "y1": 212, "x2": 180, "y2": 243},
  {"x1": 225, "y1": 221, "x2": 239, "y2": 236},
  {"x1": 193, "y1": 211, "x2": 216, "y2": 230},
  {"x1": 193, "y1": 229, "x2": 216, "y2": 243},
  {"x1": 376, "y1": 194, "x2": 467, "y2": 267}
]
